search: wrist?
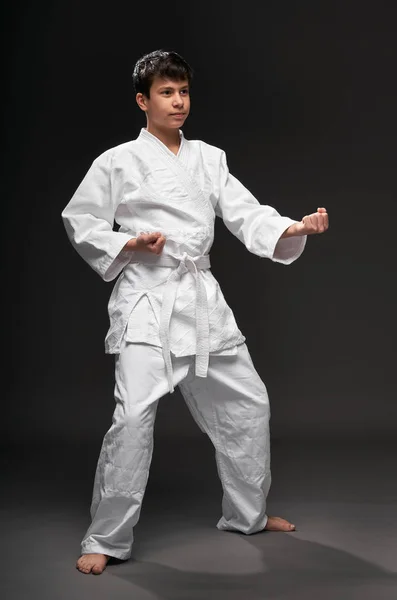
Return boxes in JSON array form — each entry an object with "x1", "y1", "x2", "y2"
[
  {"x1": 281, "y1": 223, "x2": 300, "y2": 238},
  {"x1": 123, "y1": 238, "x2": 137, "y2": 251}
]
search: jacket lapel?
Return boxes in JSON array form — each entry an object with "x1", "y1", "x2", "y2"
[{"x1": 138, "y1": 128, "x2": 214, "y2": 222}]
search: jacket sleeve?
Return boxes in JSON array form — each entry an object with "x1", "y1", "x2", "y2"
[
  {"x1": 215, "y1": 151, "x2": 306, "y2": 264},
  {"x1": 61, "y1": 150, "x2": 134, "y2": 281}
]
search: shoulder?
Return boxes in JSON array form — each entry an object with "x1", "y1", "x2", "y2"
[
  {"x1": 93, "y1": 138, "x2": 143, "y2": 166},
  {"x1": 185, "y1": 137, "x2": 226, "y2": 158}
]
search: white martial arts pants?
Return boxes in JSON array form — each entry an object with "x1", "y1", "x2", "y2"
[{"x1": 81, "y1": 342, "x2": 271, "y2": 560}]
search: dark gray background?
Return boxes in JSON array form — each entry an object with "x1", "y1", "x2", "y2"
[
  {"x1": 3, "y1": 2, "x2": 397, "y2": 599},
  {"x1": 3, "y1": 0, "x2": 396, "y2": 446}
]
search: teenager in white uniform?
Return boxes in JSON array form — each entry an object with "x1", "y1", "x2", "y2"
[{"x1": 62, "y1": 50, "x2": 329, "y2": 575}]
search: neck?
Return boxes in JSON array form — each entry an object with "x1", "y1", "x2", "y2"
[{"x1": 145, "y1": 123, "x2": 181, "y2": 150}]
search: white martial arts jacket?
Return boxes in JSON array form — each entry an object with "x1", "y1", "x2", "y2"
[{"x1": 62, "y1": 128, "x2": 307, "y2": 392}]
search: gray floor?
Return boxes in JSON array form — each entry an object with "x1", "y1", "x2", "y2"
[{"x1": 2, "y1": 435, "x2": 397, "y2": 599}]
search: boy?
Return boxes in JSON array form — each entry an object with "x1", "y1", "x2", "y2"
[{"x1": 62, "y1": 50, "x2": 328, "y2": 575}]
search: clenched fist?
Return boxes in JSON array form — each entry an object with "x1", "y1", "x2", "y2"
[
  {"x1": 123, "y1": 232, "x2": 166, "y2": 255},
  {"x1": 281, "y1": 208, "x2": 329, "y2": 238}
]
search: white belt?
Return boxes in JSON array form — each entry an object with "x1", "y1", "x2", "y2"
[{"x1": 129, "y1": 251, "x2": 211, "y2": 393}]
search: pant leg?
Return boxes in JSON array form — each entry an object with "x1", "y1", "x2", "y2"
[
  {"x1": 81, "y1": 342, "x2": 192, "y2": 560},
  {"x1": 178, "y1": 343, "x2": 271, "y2": 535}
]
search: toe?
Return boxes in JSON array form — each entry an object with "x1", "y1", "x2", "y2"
[
  {"x1": 76, "y1": 557, "x2": 92, "y2": 574},
  {"x1": 92, "y1": 564, "x2": 105, "y2": 575},
  {"x1": 77, "y1": 564, "x2": 90, "y2": 573},
  {"x1": 280, "y1": 519, "x2": 293, "y2": 531}
]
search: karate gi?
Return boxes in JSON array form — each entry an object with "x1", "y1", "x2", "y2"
[{"x1": 62, "y1": 128, "x2": 306, "y2": 559}]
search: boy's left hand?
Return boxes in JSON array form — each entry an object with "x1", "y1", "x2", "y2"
[{"x1": 281, "y1": 207, "x2": 329, "y2": 238}]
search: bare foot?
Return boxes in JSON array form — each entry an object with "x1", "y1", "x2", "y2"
[
  {"x1": 76, "y1": 553, "x2": 110, "y2": 575},
  {"x1": 264, "y1": 516, "x2": 296, "y2": 532}
]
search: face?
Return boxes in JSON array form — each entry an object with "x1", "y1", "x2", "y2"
[{"x1": 136, "y1": 76, "x2": 190, "y2": 130}]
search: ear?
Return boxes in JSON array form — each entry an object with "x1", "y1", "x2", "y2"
[{"x1": 136, "y1": 93, "x2": 148, "y2": 112}]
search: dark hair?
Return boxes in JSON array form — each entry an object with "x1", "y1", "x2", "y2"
[{"x1": 132, "y1": 50, "x2": 193, "y2": 98}]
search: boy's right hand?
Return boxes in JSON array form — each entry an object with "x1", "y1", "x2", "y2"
[{"x1": 124, "y1": 232, "x2": 166, "y2": 255}]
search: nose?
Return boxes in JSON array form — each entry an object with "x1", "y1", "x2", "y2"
[{"x1": 172, "y1": 93, "x2": 184, "y2": 107}]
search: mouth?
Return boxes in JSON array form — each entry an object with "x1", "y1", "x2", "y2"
[{"x1": 170, "y1": 113, "x2": 186, "y2": 117}]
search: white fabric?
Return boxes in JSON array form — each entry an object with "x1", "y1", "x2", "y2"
[
  {"x1": 81, "y1": 341, "x2": 271, "y2": 560},
  {"x1": 62, "y1": 128, "x2": 307, "y2": 393},
  {"x1": 130, "y1": 251, "x2": 211, "y2": 393}
]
